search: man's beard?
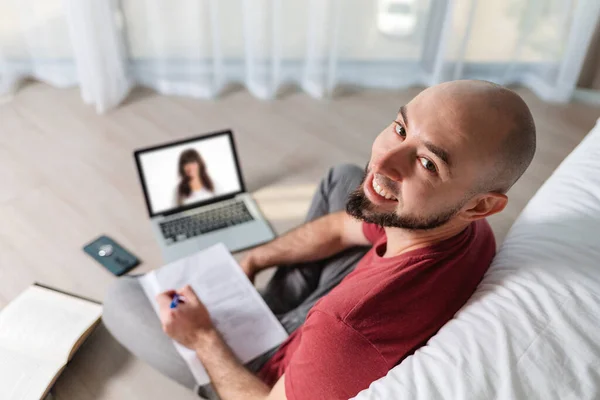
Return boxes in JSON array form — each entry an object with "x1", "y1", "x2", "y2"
[{"x1": 345, "y1": 171, "x2": 463, "y2": 230}]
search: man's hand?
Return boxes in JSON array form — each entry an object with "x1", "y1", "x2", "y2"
[
  {"x1": 239, "y1": 253, "x2": 259, "y2": 283},
  {"x1": 157, "y1": 285, "x2": 214, "y2": 349},
  {"x1": 157, "y1": 285, "x2": 287, "y2": 400}
]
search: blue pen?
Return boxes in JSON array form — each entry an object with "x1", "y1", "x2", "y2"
[{"x1": 170, "y1": 294, "x2": 182, "y2": 309}]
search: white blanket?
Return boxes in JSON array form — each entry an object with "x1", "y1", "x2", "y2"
[{"x1": 354, "y1": 119, "x2": 600, "y2": 400}]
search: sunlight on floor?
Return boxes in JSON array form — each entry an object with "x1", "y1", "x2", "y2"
[{"x1": 253, "y1": 184, "x2": 317, "y2": 222}]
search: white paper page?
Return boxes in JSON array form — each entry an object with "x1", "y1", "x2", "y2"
[
  {"x1": 139, "y1": 243, "x2": 288, "y2": 386},
  {"x1": 0, "y1": 346, "x2": 59, "y2": 400},
  {"x1": 0, "y1": 286, "x2": 102, "y2": 364}
]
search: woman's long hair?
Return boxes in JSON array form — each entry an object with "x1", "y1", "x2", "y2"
[{"x1": 177, "y1": 149, "x2": 214, "y2": 203}]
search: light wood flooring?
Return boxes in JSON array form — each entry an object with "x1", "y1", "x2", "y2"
[{"x1": 0, "y1": 82, "x2": 598, "y2": 400}]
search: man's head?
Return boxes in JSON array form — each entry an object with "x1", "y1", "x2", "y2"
[{"x1": 346, "y1": 80, "x2": 536, "y2": 230}]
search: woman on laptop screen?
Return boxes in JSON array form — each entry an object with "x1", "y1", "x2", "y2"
[{"x1": 175, "y1": 149, "x2": 216, "y2": 206}]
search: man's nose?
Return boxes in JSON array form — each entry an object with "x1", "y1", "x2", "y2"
[{"x1": 372, "y1": 145, "x2": 410, "y2": 182}]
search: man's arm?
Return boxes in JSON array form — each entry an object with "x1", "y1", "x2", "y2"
[
  {"x1": 241, "y1": 211, "x2": 369, "y2": 280},
  {"x1": 157, "y1": 286, "x2": 286, "y2": 400},
  {"x1": 194, "y1": 328, "x2": 285, "y2": 400}
]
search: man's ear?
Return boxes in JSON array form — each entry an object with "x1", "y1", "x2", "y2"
[{"x1": 460, "y1": 192, "x2": 508, "y2": 221}]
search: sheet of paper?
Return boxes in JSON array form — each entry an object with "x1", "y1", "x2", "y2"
[
  {"x1": 140, "y1": 243, "x2": 288, "y2": 386},
  {"x1": 0, "y1": 286, "x2": 102, "y2": 364}
]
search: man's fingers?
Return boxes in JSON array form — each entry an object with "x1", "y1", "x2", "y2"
[
  {"x1": 179, "y1": 285, "x2": 200, "y2": 304},
  {"x1": 156, "y1": 290, "x2": 177, "y2": 309}
]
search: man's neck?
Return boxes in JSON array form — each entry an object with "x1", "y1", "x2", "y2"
[{"x1": 383, "y1": 220, "x2": 470, "y2": 258}]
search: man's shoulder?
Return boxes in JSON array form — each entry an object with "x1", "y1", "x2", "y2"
[
  {"x1": 311, "y1": 269, "x2": 402, "y2": 330},
  {"x1": 473, "y1": 219, "x2": 496, "y2": 245},
  {"x1": 310, "y1": 284, "x2": 370, "y2": 323},
  {"x1": 467, "y1": 219, "x2": 497, "y2": 267}
]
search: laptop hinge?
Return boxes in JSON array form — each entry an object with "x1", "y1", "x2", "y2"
[{"x1": 159, "y1": 193, "x2": 240, "y2": 218}]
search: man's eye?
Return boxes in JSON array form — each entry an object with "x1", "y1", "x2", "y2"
[
  {"x1": 395, "y1": 123, "x2": 406, "y2": 138},
  {"x1": 419, "y1": 157, "x2": 437, "y2": 173}
]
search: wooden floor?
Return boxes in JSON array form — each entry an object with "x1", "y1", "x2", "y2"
[{"x1": 1, "y1": 82, "x2": 598, "y2": 400}]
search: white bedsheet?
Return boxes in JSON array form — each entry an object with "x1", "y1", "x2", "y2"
[{"x1": 353, "y1": 119, "x2": 600, "y2": 400}]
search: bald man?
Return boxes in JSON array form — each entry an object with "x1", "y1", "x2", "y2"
[{"x1": 103, "y1": 80, "x2": 536, "y2": 400}]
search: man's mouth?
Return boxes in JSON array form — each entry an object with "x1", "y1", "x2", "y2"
[
  {"x1": 365, "y1": 174, "x2": 398, "y2": 203},
  {"x1": 372, "y1": 176, "x2": 397, "y2": 200}
]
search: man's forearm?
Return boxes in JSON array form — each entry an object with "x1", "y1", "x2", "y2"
[
  {"x1": 247, "y1": 211, "x2": 348, "y2": 272},
  {"x1": 194, "y1": 329, "x2": 270, "y2": 400}
]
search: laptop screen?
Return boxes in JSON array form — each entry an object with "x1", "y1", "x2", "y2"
[{"x1": 135, "y1": 131, "x2": 244, "y2": 217}]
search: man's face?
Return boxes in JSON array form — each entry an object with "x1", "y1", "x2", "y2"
[{"x1": 347, "y1": 85, "x2": 502, "y2": 230}]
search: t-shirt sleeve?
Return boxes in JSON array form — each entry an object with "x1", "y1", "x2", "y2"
[
  {"x1": 284, "y1": 310, "x2": 388, "y2": 400},
  {"x1": 362, "y1": 222, "x2": 385, "y2": 244}
]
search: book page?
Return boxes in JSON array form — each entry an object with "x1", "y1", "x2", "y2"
[
  {"x1": 0, "y1": 286, "x2": 102, "y2": 364},
  {"x1": 0, "y1": 346, "x2": 60, "y2": 400},
  {"x1": 140, "y1": 243, "x2": 288, "y2": 386}
]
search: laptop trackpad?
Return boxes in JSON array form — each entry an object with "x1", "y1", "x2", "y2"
[{"x1": 162, "y1": 220, "x2": 274, "y2": 262}]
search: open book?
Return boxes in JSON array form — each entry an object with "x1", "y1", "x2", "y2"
[
  {"x1": 0, "y1": 284, "x2": 102, "y2": 400},
  {"x1": 140, "y1": 243, "x2": 288, "y2": 386}
]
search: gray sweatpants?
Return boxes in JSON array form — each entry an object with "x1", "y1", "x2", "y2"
[{"x1": 102, "y1": 164, "x2": 367, "y2": 398}]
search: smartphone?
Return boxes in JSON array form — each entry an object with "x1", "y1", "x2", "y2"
[{"x1": 83, "y1": 235, "x2": 140, "y2": 276}]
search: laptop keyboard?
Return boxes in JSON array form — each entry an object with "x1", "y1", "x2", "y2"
[{"x1": 160, "y1": 200, "x2": 254, "y2": 243}]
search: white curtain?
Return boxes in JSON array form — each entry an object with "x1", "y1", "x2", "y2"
[{"x1": 0, "y1": 0, "x2": 598, "y2": 113}]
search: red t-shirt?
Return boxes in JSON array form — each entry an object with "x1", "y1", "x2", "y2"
[{"x1": 258, "y1": 219, "x2": 495, "y2": 399}]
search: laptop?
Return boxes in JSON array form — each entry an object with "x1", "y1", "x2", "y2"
[{"x1": 134, "y1": 130, "x2": 275, "y2": 262}]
